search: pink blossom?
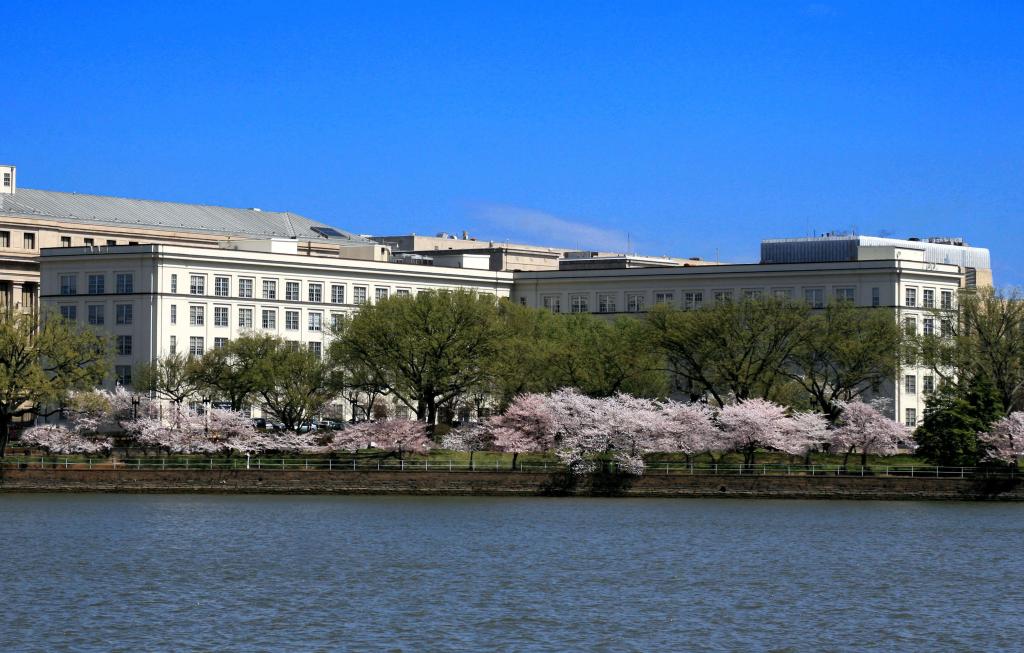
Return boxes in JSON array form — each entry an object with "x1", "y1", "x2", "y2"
[
  {"x1": 488, "y1": 393, "x2": 559, "y2": 454},
  {"x1": 19, "y1": 424, "x2": 112, "y2": 455},
  {"x1": 332, "y1": 420, "x2": 431, "y2": 457},
  {"x1": 979, "y1": 412, "x2": 1024, "y2": 463},
  {"x1": 654, "y1": 401, "x2": 719, "y2": 455},
  {"x1": 832, "y1": 400, "x2": 908, "y2": 462},
  {"x1": 717, "y1": 398, "x2": 801, "y2": 465}
]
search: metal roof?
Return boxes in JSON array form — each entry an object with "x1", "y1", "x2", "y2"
[
  {"x1": 0, "y1": 188, "x2": 370, "y2": 243},
  {"x1": 761, "y1": 235, "x2": 991, "y2": 270}
]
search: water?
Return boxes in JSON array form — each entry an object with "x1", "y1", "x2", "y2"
[{"x1": 1, "y1": 495, "x2": 1022, "y2": 652}]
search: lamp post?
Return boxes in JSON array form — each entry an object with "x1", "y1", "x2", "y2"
[
  {"x1": 131, "y1": 395, "x2": 140, "y2": 420},
  {"x1": 202, "y1": 395, "x2": 210, "y2": 436}
]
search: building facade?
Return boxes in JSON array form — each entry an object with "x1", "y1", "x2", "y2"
[
  {"x1": 39, "y1": 240, "x2": 513, "y2": 401},
  {"x1": 511, "y1": 242, "x2": 974, "y2": 427}
]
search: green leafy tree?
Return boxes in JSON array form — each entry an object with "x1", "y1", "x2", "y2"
[
  {"x1": 337, "y1": 289, "x2": 504, "y2": 429},
  {"x1": 785, "y1": 302, "x2": 903, "y2": 420},
  {"x1": 547, "y1": 314, "x2": 666, "y2": 398},
  {"x1": 919, "y1": 286, "x2": 1024, "y2": 414},
  {"x1": 253, "y1": 339, "x2": 343, "y2": 431},
  {"x1": 0, "y1": 310, "x2": 109, "y2": 456},
  {"x1": 647, "y1": 298, "x2": 808, "y2": 406},
  {"x1": 194, "y1": 333, "x2": 278, "y2": 411},
  {"x1": 913, "y1": 380, "x2": 1003, "y2": 466},
  {"x1": 135, "y1": 352, "x2": 204, "y2": 405}
]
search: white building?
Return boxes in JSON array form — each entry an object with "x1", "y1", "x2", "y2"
[
  {"x1": 39, "y1": 240, "x2": 513, "y2": 398},
  {"x1": 512, "y1": 238, "x2": 982, "y2": 428},
  {"x1": 39, "y1": 230, "x2": 988, "y2": 428}
]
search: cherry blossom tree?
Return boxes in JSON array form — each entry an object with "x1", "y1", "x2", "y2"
[
  {"x1": 19, "y1": 424, "x2": 112, "y2": 455},
  {"x1": 546, "y1": 388, "x2": 607, "y2": 474},
  {"x1": 831, "y1": 400, "x2": 909, "y2": 467},
  {"x1": 979, "y1": 412, "x2": 1024, "y2": 464},
  {"x1": 717, "y1": 398, "x2": 799, "y2": 468},
  {"x1": 441, "y1": 423, "x2": 494, "y2": 469},
  {"x1": 488, "y1": 393, "x2": 559, "y2": 470},
  {"x1": 126, "y1": 404, "x2": 220, "y2": 455},
  {"x1": 333, "y1": 420, "x2": 431, "y2": 459},
  {"x1": 782, "y1": 410, "x2": 831, "y2": 465},
  {"x1": 654, "y1": 400, "x2": 719, "y2": 462}
]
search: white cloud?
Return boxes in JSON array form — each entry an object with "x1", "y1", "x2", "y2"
[{"x1": 471, "y1": 203, "x2": 633, "y2": 252}]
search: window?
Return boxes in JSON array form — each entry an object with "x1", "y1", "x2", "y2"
[
  {"x1": 923, "y1": 375, "x2": 935, "y2": 394},
  {"x1": 263, "y1": 280, "x2": 277, "y2": 300},
  {"x1": 375, "y1": 287, "x2": 389, "y2": 302},
  {"x1": 169, "y1": 335, "x2": 177, "y2": 355},
  {"x1": 904, "y1": 316, "x2": 917, "y2": 336},
  {"x1": 396, "y1": 288, "x2": 411, "y2": 297},
  {"x1": 189, "y1": 337, "x2": 205, "y2": 356},
  {"x1": 115, "y1": 365, "x2": 132, "y2": 387},
  {"x1": 542, "y1": 295, "x2": 561, "y2": 313},
  {"x1": 923, "y1": 289, "x2": 935, "y2": 309},
  {"x1": 106, "y1": 239, "x2": 117, "y2": 246},
  {"x1": 331, "y1": 284, "x2": 345, "y2": 304},
  {"x1": 116, "y1": 273, "x2": 133, "y2": 294},
  {"x1": 88, "y1": 274, "x2": 105, "y2": 295},
  {"x1": 941, "y1": 319, "x2": 953, "y2": 338},
  {"x1": 654, "y1": 291, "x2": 675, "y2": 305},
  {"x1": 190, "y1": 305, "x2": 205, "y2": 326},
  {"x1": 60, "y1": 235, "x2": 71, "y2": 247},
  {"x1": 941, "y1": 290, "x2": 953, "y2": 310},
  {"x1": 905, "y1": 374, "x2": 917, "y2": 394},
  {"x1": 59, "y1": 275, "x2": 77, "y2": 295},
  {"x1": 170, "y1": 274, "x2": 178, "y2": 294},
  {"x1": 871, "y1": 287, "x2": 880, "y2": 307},
  {"x1": 308, "y1": 341, "x2": 322, "y2": 358},
  {"x1": 84, "y1": 238, "x2": 94, "y2": 246},
  {"x1": 214, "y1": 306, "x2": 229, "y2": 327},
  {"x1": 128, "y1": 241, "x2": 139, "y2": 246},
  {"x1": 116, "y1": 335, "x2": 132, "y2": 356},
  {"x1": 286, "y1": 341, "x2": 301, "y2": 352},
  {"x1": 308, "y1": 312, "x2": 323, "y2": 331},
  {"x1": 214, "y1": 276, "x2": 230, "y2": 297},
  {"x1": 238, "y1": 278, "x2": 254, "y2": 298},
  {"x1": 683, "y1": 291, "x2": 703, "y2": 310},
  {"x1": 905, "y1": 287, "x2": 917, "y2": 307},
  {"x1": 923, "y1": 318, "x2": 934, "y2": 336},
  {"x1": 88, "y1": 305, "x2": 104, "y2": 325},
  {"x1": 772, "y1": 288, "x2": 794, "y2": 300},
  {"x1": 190, "y1": 275, "x2": 205, "y2": 295},
  {"x1": 23, "y1": 233, "x2": 35, "y2": 249},
  {"x1": 285, "y1": 310, "x2": 300, "y2": 330},
  {"x1": 905, "y1": 408, "x2": 917, "y2": 428},
  {"x1": 598, "y1": 293, "x2": 616, "y2": 313},
  {"x1": 116, "y1": 304, "x2": 133, "y2": 325},
  {"x1": 214, "y1": 337, "x2": 229, "y2": 350},
  {"x1": 803, "y1": 288, "x2": 824, "y2": 308},
  {"x1": 285, "y1": 281, "x2": 300, "y2": 301},
  {"x1": 0, "y1": 231, "x2": 9, "y2": 247},
  {"x1": 714, "y1": 290, "x2": 733, "y2": 303},
  {"x1": 170, "y1": 305, "x2": 177, "y2": 324},
  {"x1": 626, "y1": 293, "x2": 645, "y2": 313},
  {"x1": 238, "y1": 308, "x2": 253, "y2": 329},
  {"x1": 331, "y1": 313, "x2": 344, "y2": 329},
  {"x1": 743, "y1": 289, "x2": 763, "y2": 300},
  {"x1": 834, "y1": 287, "x2": 856, "y2": 303},
  {"x1": 59, "y1": 305, "x2": 76, "y2": 321},
  {"x1": 309, "y1": 283, "x2": 323, "y2": 303},
  {"x1": 570, "y1": 295, "x2": 589, "y2": 314},
  {"x1": 2, "y1": 172, "x2": 9, "y2": 187},
  {"x1": 262, "y1": 309, "x2": 277, "y2": 329},
  {"x1": 353, "y1": 286, "x2": 367, "y2": 305}
]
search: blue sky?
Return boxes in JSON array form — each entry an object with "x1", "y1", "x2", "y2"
[{"x1": 6, "y1": 2, "x2": 1023, "y2": 283}]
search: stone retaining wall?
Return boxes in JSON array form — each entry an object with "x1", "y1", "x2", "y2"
[{"x1": 2, "y1": 468, "x2": 1023, "y2": 500}]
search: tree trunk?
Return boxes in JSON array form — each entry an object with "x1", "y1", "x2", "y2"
[
  {"x1": 0, "y1": 413, "x2": 10, "y2": 458},
  {"x1": 511, "y1": 452, "x2": 519, "y2": 471},
  {"x1": 860, "y1": 449, "x2": 868, "y2": 469}
]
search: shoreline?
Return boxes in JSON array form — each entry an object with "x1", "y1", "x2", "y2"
[{"x1": 2, "y1": 468, "x2": 1023, "y2": 500}]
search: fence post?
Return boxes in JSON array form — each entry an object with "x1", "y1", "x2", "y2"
[
  {"x1": 449, "y1": 459, "x2": 452, "y2": 472},
  {"x1": 401, "y1": 459, "x2": 405, "y2": 471},
  {"x1": 186, "y1": 458, "x2": 189, "y2": 470}
]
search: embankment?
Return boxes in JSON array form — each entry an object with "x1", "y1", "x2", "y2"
[{"x1": 2, "y1": 468, "x2": 1023, "y2": 500}]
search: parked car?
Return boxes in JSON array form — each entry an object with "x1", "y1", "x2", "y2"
[
  {"x1": 317, "y1": 420, "x2": 342, "y2": 430},
  {"x1": 296, "y1": 422, "x2": 318, "y2": 433}
]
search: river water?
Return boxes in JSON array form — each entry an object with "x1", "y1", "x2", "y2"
[{"x1": 1, "y1": 495, "x2": 1021, "y2": 652}]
